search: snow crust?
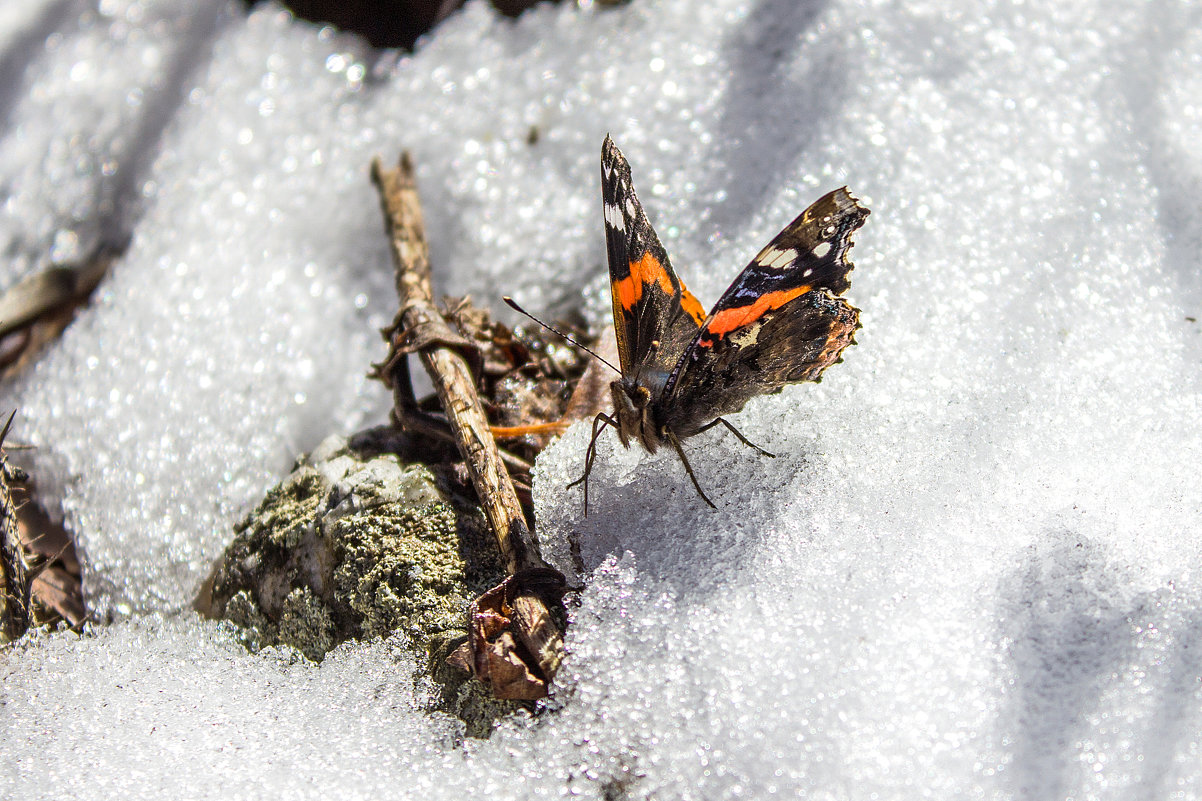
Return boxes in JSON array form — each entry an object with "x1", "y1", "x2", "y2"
[{"x1": 4, "y1": 0, "x2": 1202, "y2": 798}]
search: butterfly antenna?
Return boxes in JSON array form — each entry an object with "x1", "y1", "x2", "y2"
[
  {"x1": 0, "y1": 409, "x2": 16, "y2": 447},
  {"x1": 502, "y1": 297, "x2": 622, "y2": 375}
]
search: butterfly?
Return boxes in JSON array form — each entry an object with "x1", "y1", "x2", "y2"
[{"x1": 569, "y1": 136, "x2": 868, "y2": 511}]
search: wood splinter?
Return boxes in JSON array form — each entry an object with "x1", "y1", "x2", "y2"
[{"x1": 371, "y1": 153, "x2": 566, "y2": 700}]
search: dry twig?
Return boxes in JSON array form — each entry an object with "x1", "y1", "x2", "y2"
[{"x1": 371, "y1": 154, "x2": 565, "y2": 699}]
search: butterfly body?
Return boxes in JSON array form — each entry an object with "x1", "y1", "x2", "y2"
[{"x1": 578, "y1": 136, "x2": 869, "y2": 509}]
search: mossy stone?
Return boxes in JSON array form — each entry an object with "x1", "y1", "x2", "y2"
[{"x1": 206, "y1": 434, "x2": 515, "y2": 734}]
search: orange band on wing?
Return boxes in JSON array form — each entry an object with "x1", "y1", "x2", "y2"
[
  {"x1": 679, "y1": 287, "x2": 706, "y2": 325},
  {"x1": 704, "y1": 284, "x2": 813, "y2": 339},
  {"x1": 614, "y1": 252, "x2": 676, "y2": 311}
]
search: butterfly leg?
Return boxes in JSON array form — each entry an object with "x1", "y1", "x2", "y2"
[
  {"x1": 695, "y1": 417, "x2": 777, "y2": 458},
  {"x1": 665, "y1": 429, "x2": 717, "y2": 509},
  {"x1": 567, "y1": 412, "x2": 615, "y2": 515}
]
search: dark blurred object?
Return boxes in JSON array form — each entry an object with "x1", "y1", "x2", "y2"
[
  {"x1": 247, "y1": 0, "x2": 562, "y2": 50},
  {"x1": 0, "y1": 250, "x2": 115, "y2": 381}
]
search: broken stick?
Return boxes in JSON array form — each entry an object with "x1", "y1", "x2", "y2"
[{"x1": 371, "y1": 154, "x2": 565, "y2": 699}]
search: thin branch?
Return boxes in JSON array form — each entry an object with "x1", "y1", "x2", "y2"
[{"x1": 371, "y1": 154, "x2": 565, "y2": 697}]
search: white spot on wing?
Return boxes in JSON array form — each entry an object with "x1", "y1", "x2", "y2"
[
  {"x1": 756, "y1": 246, "x2": 797, "y2": 271},
  {"x1": 730, "y1": 320, "x2": 763, "y2": 348},
  {"x1": 812, "y1": 241, "x2": 832, "y2": 258},
  {"x1": 605, "y1": 202, "x2": 625, "y2": 231}
]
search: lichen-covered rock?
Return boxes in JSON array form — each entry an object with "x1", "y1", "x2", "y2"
[{"x1": 205, "y1": 431, "x2": 513, "y2": 735}]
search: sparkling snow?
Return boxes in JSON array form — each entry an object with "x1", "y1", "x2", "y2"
[{"x1": 3, "y1": 0, "x2": 1202, "y2": 798}]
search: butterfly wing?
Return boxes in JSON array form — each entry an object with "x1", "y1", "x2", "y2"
[
  {"x1": 602, "y1": 136, "x2": 706, "y2": 389},
  {"x1": 662, "y1": 187, "x2": 869, "y2": 436}
]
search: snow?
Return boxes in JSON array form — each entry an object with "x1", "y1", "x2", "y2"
[{"x1": 4, "y1": 0, "x2": 1202, "y2": 798}]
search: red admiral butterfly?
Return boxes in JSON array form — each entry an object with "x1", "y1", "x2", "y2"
[{"x1": 571, "y1": 136, "x2": 868, "y2": 511}]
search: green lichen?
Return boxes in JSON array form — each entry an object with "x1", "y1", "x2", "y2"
[
  {"x1": 206, "y1": 434, "x2": 515, "y2": 735},
  {"x1": 240, "y1": 468, "x2": 327, "y2": 551},
  {"x1": 331, "y1": 502, "x2": 467, "y2": 642},
  {"x1": 277, "y1": 586, "x2": 337, "y2": 661}
]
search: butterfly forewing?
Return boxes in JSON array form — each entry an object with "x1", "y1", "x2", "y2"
[{"x1": 602, "y1": 136, "x2": 706, "y2": 387}]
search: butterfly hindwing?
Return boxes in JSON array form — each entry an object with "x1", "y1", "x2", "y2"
[
  {"x1": 662, "y1": 187, "x2": 869, "y2": 436},
  {"x1": 602, "y1": 136, "x2": 706, "y2": 388}
]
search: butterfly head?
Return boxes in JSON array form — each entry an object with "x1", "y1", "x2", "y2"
[{"x1": 610, "y1": 377, "x2": 664, "y2": 454}]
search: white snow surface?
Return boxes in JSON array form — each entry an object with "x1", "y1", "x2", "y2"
[{"x1": 4, "y1": 0, "x2": 1202, "y2": 798}]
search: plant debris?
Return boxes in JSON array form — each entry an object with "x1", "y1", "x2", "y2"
[
  {"x1": 1, "y1": 412, "x2": 85, "y2": 643},
  {"x1": 446, "y1": 567, "x2": 568, "y2": 700},
  {"x1": 372, "y1": 153, "x2": 570, "y2": 703},
  {"x1": 208, "y1": 152, "x2": 588, "y2": 735}
]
